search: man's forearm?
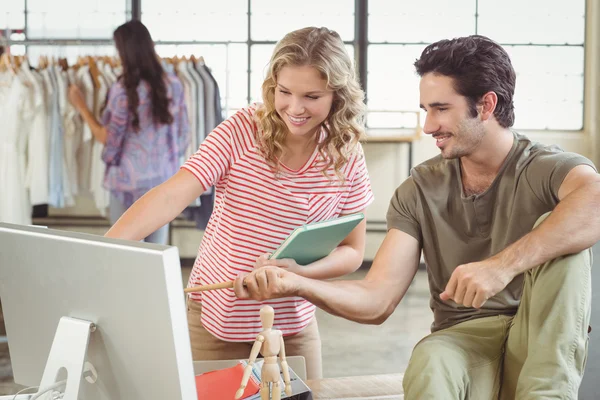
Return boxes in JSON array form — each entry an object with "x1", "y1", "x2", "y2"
[
  {"x1": 497, "y1": 182, "x2": 600, "y2": 276},
  {"x1": 295, "y1": 276, "x2": 393, "y2": 324},
  {"x1": 297, "y1": 245, "x2": 363, "y2": 280}
]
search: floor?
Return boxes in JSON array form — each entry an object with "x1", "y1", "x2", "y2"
[{"x1": 0, "y1": 268, "x2": 432, "y2": 395}]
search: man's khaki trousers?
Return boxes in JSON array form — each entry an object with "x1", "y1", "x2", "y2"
[{"x1": 403, "y1": 213, "x2": 592, "y2": 399}]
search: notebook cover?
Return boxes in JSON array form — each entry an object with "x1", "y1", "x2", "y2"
[{"x1": 271, "y1": 213, "x2": 364, "y2": 265}]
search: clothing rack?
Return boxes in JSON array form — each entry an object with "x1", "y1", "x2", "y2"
[{"x1": 1, "y1": 51, "x2": 222, "y2": 235}]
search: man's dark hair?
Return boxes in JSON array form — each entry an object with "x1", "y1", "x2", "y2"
[{"x1": 414, "y1": 35, "x2": 516, "y2": 128}]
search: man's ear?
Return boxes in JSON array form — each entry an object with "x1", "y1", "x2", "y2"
[{"x1": 479, "y1": 91, "x2": 498, "y2": 122}]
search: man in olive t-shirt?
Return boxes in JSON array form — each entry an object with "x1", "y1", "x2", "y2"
[
  {"x1": 388, "y1": 131, "x2": 595, "y2": 334},
  {"x1": 236, "y1": 35, "x2": 600, "y2": 400}
]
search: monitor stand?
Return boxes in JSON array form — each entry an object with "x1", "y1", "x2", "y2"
[{"x1": 35, "y1": 316, "x2": 98, "y2": 400}]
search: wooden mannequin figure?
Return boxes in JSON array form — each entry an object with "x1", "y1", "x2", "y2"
[{"x1": 235, "y1": 306, "x2": 292, "y2": 400}]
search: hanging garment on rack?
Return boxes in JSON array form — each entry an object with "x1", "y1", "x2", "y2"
[
  {"x1": 100, "y1": 61, "x2": 118, "y2": 86},
  {"x1": 63, "y1": 67, "x2": 83, "y2": 201},
  {"x1": 196, "y1": 61, "x2": 216, "y2": 139},
  {"x1": 21, "y1": 62, "x2": 50, "y2": 206},
  {"x1": 46, "y1": 66, "x2": 66, "y2": 208},
  {"x1": 0, "y1": 71, "x2": 33, "y2": 225},
  {"x1": 184, "y1": 61, "x2": 206, "y2": 205},
  {"x1": 75, "y1": 65, "x2": 95, "y2": 195},
  {"x1": 182, "y1": 60, "x2": 223, "y2": 230},
  {"x1": 187, "y1": 61, "x2": 205, "y2": 152},
  {"x1": 1, "y1": 54, "x2": 220, "y2": 225},
  {"x1": 55, "y1": 66, "x2": 76, "y2": 207},
  {"x1": 90, "y1": 73, "x2": 110, "y2": 215},
  {"x1": 176, "y1": 61, "x2": 197, "y2": 162},
  {"x1": 198, "y1": 62, "x2": 224, "y2": 131}
]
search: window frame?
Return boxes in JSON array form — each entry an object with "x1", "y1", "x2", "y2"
[{"x1": 5, "y1": 0, "x2": 589, "y2": 132}]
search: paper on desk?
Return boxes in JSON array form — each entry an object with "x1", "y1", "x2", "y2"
[
  {"x1": 241, "y1": 360, "x2": 285, "y2": 400},
  {"x1": 241, "y1": 360, "x2": 312, "y2": 400}
]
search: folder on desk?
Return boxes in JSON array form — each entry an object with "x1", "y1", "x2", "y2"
[
  {"x1": 195, "y1": 362, "x2": 260, "y2": 400},
  {"x1": 195, "y1": 360, "x2": 313, "y2": 400},
  {"x1": 270, "y1": 213, "x2": 364, "y2": 265}
]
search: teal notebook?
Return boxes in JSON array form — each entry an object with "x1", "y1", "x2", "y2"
[{"x1": 270, "y1": 213, "x2": 365, "y2": 265}]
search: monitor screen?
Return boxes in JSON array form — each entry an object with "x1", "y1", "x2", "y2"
[{"x1": 0, "y1": 223, "x2": 197, "y2": 399}]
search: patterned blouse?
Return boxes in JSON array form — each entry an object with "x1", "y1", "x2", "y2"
[{"x1": 101, "y1": 73, "x2": 189, "y2": 208}]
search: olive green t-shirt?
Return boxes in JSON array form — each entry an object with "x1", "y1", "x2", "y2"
[{"x1": 387, "y1": 132, "x2": 596, "y2": 332}]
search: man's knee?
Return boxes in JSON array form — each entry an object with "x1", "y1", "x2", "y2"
[
  {"x1": 403, "y1": 339, "x2": 470, "y2": 399},
  {"x1": 405, "y1": 339, "x2": 466, "y2": 382}
]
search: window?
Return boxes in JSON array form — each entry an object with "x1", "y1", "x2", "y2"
[
  {"x1": 250, "y1": 0, "x2": 354, "y2": 41},
  {"x1": 26, "y1": 0, "x2": 128, "y2": 38},
  {"x1": 142, "y1": 1, "x2": 247, "y2": 42},
  {"x1": 144, "y1": 0, "x2": 355, "y2": 117},
  {"x1": 4, "y1": 1, "x2": 127, "y2": 59},
  {"x1": 0, "y1": 0, "x2": 26, "y2": 31},
  {"x1": 367, "y1": 0, "x2": 586, "y2": 131},
  {"x1": 478, "y1": 0, "x2": 585, "y2": 130},
  {"x1": 6, "y1": 0, "x2": 585, "y2": 131}
]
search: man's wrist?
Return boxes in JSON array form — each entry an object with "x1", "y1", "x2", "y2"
[
  {"x1": 495, "y1": 248, "x2": 523, "y2": 279},
  {"x1": 290, "y1": 274, "x2": 307, "y2": 297}
]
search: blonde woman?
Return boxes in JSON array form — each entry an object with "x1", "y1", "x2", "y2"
[{"x1": 105, "y1": 27, "x2": 374, "y2": 379}]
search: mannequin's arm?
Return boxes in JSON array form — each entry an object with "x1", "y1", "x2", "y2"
[
  {"x1": 235, "y1": 335, "x2": 264, "y2": 400},
  {"x1": 279, "y1": 333, "x2": 292, "y2": 396}
]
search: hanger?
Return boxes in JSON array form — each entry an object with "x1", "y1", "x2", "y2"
[
  {"x1": 0, "y1": 53, "x2": 16, "y2": 75},
  {"x1": 13, "y1": 55, "x2": 23, "y2": 70},
  {"x1": 77, "y1": 56, "x2": 86, "y2": 68},
  {"x1": 59, "y1": 57, "x2": 69, "y2": 71},
  {"x1": 103, "y1": 56, "x2": 114, "y2": 68},
  {"x1": 37, "y1": 55, "x2": 47, "y2": 69},
  {"x1": 87, "y1": 56, "x2": 101, "y2": 89}
]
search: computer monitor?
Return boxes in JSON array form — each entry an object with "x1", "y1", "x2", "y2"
[{"x1": 0, "y1": 222, "x2": 197, "y2": 399}]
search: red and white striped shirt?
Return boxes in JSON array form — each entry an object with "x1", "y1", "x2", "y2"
[{"x1": 182, "y1": 104, "x2": 374, "y2": 342}]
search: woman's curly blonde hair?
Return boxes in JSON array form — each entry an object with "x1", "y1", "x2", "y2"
[{"x1": 255, "y1": 27, "x2": 366, "y2": 182}]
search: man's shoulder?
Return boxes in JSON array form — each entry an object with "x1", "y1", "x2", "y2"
[
  {"x1": 514, "y1": 131, "x2": 567, "y2": 155},
  {"x1": 410, "y1": 154, "x2": 456, "y2": 185},
  {"x1": 512, "y1": 131, "x2": 585, "y2": 170}
]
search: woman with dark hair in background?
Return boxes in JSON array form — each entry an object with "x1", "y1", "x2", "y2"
[{"x1": 68, "y1": 20, "x2": 189, "y2": 244}]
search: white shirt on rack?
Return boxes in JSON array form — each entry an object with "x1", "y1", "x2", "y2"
[
  {"x1": 21, "y1": 63, "x2": 49, "y2": 206},
  {"x1": 0, "y1": 71, "x2": 33, "y2": 225},
  {"x1": 55, "y1": 66, "x2": 75, "y2": 207},
  {"x1": 89, "y1": 73, "x2": 110, "y2": 215},
  {"x1": 75, "y1": 66, "x2": 95, "y2": 194},
  {"x1": 63, "y1": 68, "x2": 83, "y2": 203},
  {"x1": 176, "y1": 62, "x2": 196, "y2": 160}
]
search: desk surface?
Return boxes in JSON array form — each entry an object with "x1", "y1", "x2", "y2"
[
  {"x1": 0, "y1": 374, "x2": 405, "y2": 400},
  {"x1": 306, "y1": 373, "x2": 404, "y2": 399}
]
